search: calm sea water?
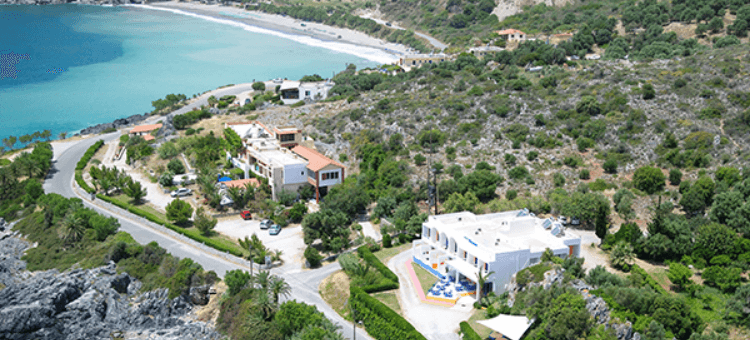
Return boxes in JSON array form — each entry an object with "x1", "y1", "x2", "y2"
[{"x1": 0, "y1": 4, "x2": 380, "y2": 145}]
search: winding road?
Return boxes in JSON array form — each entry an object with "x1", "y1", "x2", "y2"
[
  {"x1": 43, "y1": 112, "x2": 371, "y2": 340},
  {"x1": 359, "y1": 15, "x2": 448, "y2": 51}
]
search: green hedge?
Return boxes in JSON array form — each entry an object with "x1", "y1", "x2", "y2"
[
  {"x1": 459, "y1": 321, "x2": 482, "y2": 340},
  {"x1": 96, "y1": 194, "x2": 244, "y2": 257},
  {"x1": 350, "y1": 286, "x2": 426, "y2": 340},
  {"x1": 76, "y1": 140, "x2": 104, "y2": 171},
  {"x1": 361, "y1": 280, "x2": 400, "y2": 294},
  {"x1": 357, "y1": 246, "x2": 399, "y2": 284},
  {"x1": 75, "y1": 170, "x2": 95, "y2": 194},
  {"x1": 74, "y1": 140, "x2": 104, "y2": 194}
]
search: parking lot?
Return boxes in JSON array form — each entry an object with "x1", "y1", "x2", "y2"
[{"x1": 214, "y1": 216, "x2": 306, "y2": 267}]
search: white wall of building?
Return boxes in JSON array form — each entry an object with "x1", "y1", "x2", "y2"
[{"x1": 284, "y1": 163, "x2": 308, "y2": 185}]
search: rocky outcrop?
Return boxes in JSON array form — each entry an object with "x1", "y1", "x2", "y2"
[
  {"x1": 0, "y1": 234, "x2": 220, "y2": 340},
  {"x1": 76, "y1": 113, "x2": 150, "y2": 136},
  {"x1": 508, "y1": 267, "x2": 641, "y2": 340}
]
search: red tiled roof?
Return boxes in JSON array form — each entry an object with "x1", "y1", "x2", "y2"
[
  {"x1": 223, "y1": 178, "x2": 260, "y2": 189},
  {"x1": 292, "y1": 145, "x2": 344, "y2": 172},
  {"x1": 496, "y1": 29, "x2": 525, "y2": 35},
  {"x1": 130, "y1": 124, "x2": 162, "y2": 134},
  {"x1": 143, "y1": 135, "x2": 155, "y2": 141}
]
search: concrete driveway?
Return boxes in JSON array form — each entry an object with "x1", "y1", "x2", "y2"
[
  {"x1": 388, "y1": 249, "x2": 473, "y2": 340},
  {"x1": 214, "y1": 218, "x2": 306, "y2": 269}
]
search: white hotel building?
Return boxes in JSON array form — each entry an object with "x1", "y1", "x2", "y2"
[{"x1": 412, "y1": 209, "x2": 581, "y2": 294}]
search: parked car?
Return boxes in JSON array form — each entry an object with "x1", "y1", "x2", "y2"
[
  {"x1": 571, "y1": 216, "x2": 581, "y2": 225},
  {"x1": 269, "y1": 224, "x2": 281, "y2": 235},
  {"x1": 170, "y1": 188, "x2": 192, "y2": 197},
  {"x1": 260, "y1": 219, "x2": 272, "y2": 230},
  {"x1": 240, "y1": 210, "x2": 252, "y2": 220},
  {"x1": 385, "y1": 22, "x2": 392, "y2": 26}
]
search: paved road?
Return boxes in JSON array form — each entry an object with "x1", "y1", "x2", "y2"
[
  {"x1": 43, "y1": 133, "x2": 372, "y2": 340},
  {"x1": 360, "y1": 16, "x2": 448, "y2": 50}
]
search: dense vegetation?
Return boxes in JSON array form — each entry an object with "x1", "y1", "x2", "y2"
[
  {"x1": 0, "y1": 142, "x2": 53, "y2": 220},
  {"x1": 14, "y1": 194, "x2": 217, "y2": 299},
  {"x1": 218, "y1": 269, "x2": 345, "y2": 339}
]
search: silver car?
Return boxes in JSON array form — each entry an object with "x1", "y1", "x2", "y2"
[
  {"x1": 260, "y1": 219, "x2": 272, "y2": 230},
  {"x1": 170, "y1": 188, "x2": 192, "y2": 197}
]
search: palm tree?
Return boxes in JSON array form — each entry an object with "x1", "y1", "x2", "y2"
[
  {"x1": 226, "y1": 186, "x2": 247, "y2": 212},
  {"x1": 60, "y1": 212, "x2": 85, "y2": 245},
  {"x1": 269, "y1": 276, "x2": 291, "y2": 303},
  {"x1": 476, "y1": 269, "x2": 495, "y2": 300},
  {"x1": 610, "y1": 241, "x2": 635, "y2": 270},
  {"x1": 252, "y1": 289, "x2": 277, "y2": 321},
  {"x1": 254, "y1": 270, "x2": 272, "y2": 292}
]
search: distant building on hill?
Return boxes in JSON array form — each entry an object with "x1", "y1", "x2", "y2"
[
  {"x1": 496, "y1": 29, "x2": 526, "y2": 42},
  {"x1": 276, "y1": 79, "x2": 335, "y2": 105},
  {"x1": 398, "y1": 53, "x2": 452, "y2": 68},
  {"x1": 469, "y1": 45, "x2": 505, "y2": 57},
  {"x1": 549, "y1": 33, "x2": 574, "y2": 45},
  {"x1": 129, "y1": 124, "x2": 162, "y2": 138},
  {"x1": 412, "y1": 209, "x2": 581, "y2": 294}
]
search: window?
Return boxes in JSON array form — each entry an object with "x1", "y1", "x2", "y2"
[
  {"x1": 280, "y1": 134, "x2": 295, "y2": 142},
  {"x1": 484, "y1": 263, "x2": 488, "y2": 271},
  {"x1": 305, "y1": 90, "x2": 311, "y2": 96},
  {"x1": 474, "y1": 257, "x2": 478, "y2": 265},
  {"x1": 322, "y1": 172, "x2": 339, "y2": 180},
  {"x1": 301, "y1": 171, "x2": 304, "y2": 176},
  {"x1": 463, "y1": 251, "x2": 467, "y2": 260}
]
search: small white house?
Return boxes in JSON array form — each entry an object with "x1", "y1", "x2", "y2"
[{"x1": 279, "y1": 80, "x2": 335, "y2": 105}]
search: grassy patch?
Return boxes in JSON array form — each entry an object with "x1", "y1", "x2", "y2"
[
  {"x1": 319, "y1": 270, "x2": 351, "y2": 319},
  {"x1": 467, "y1": 310, "x2": 493, "y2": 339},
  {"x1": 645, "y1": 267, "x2": 673, "y2": 293},
  {"x1": 110, "y1": 194, "x2": 166, "y2": 219},
  {"x1": 372, "y1": 291, "x2": 402, "y2": 315},
  {"x1": 411, "y1": 262, "x2": 438, "y2": 295},
  {"x1": 372, "y1": 242, "x2": 410, "y2": 263}
]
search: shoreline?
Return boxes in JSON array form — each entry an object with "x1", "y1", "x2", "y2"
[{"x1": 135, "y1": 1, "x2": 412, "y2": 65}]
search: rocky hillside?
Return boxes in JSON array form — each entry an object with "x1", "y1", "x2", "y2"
[
  {"x1": 0, "y1": 231, "x2": 220, "y2": 340},
  {"x1": 492, "y1": 0, "x2": 572, "y2": 22}
]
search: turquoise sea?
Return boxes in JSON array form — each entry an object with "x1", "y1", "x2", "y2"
[{"x1": 0, "y1": 4, "x2": 380, "y2": 145}]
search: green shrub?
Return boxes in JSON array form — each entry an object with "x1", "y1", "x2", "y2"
[
  {"x1": 304, "y1": 246, "x2": 323, "y2": 268},
  {"x1": 382, "y1": 234, "x2": 392, "y2": 248},
  {"x1": 506, "y1": 190, "x2": 518, "y2": 200},
  {"x1": 509, "y1": 166, "x2": 529, "y2": 180},
  {"x1": 459, "y1": 321, "x2": 482, "y2": 340},
  {"x1": 580, "y1": 169, "x2": 591, "y2": 180}
]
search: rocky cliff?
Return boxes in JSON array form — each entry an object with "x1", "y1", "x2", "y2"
[
  {"x1": 0, "y1": 232, "x2": 221, "y2": 340},
  {"x1": 507, "y1": 268, "x2": 641, "y2": 340}
]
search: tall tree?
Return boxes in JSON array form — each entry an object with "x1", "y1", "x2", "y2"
[
  {"x1": 40, "y1": 130, "x2": 52, "y2": 141},
  {"x1": 123, "y1": 178, "x2": 147, "y2": 204},
  {"x1": 194, "y1": 207, "x2": 217, "y2": 236},
  {"x1": 2, "y1": 135, "x2": 16, "y2": 150},
  {"x1": 166, "y1": 198, "x2": 193, "y2": 226}
]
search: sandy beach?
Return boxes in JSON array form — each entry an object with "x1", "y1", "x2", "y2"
[{"x1": 138, "y1": 1, "x2": 413, "y2": 64}]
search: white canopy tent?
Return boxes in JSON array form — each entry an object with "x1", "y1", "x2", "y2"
[{"x1": 477, "y1": 314, "x2": 535, "y2": 340}]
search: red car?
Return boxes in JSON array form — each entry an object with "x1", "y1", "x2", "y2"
[{"x1": 240, "y1": 211, "x2": 252, "y2": 220}]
